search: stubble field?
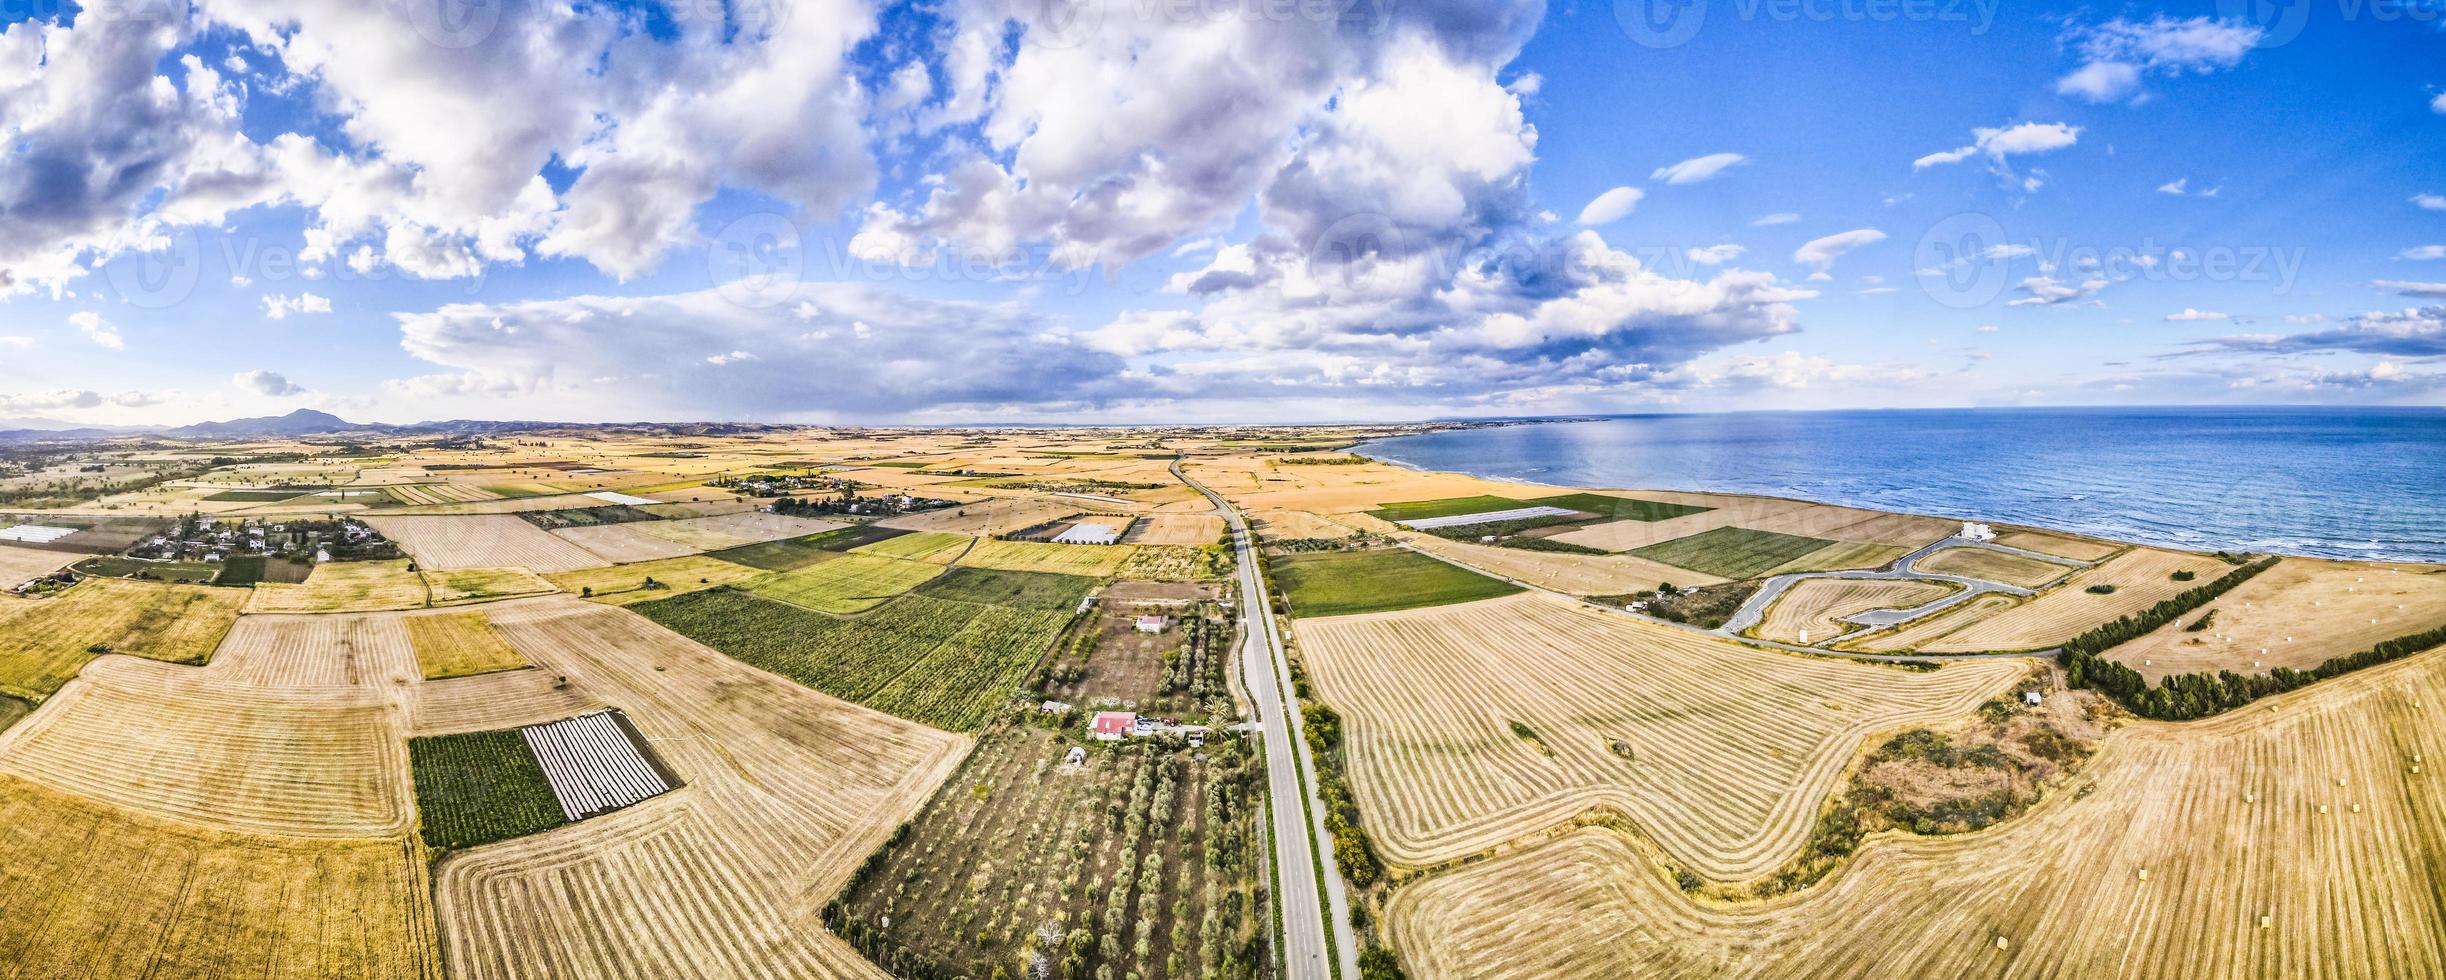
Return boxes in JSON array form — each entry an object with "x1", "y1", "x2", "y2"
[
  {"x1": 366, "y1": 515, "x2": 608, "y2": 573},
  {"x1": 1750, "y1": 579, "x2": 1960, "y2": 645},
  {"x1": 1922, "y1": 548, "x2": 2233, "y2": 652},
  {"x1": 2107, "y1": 558, "x2": 2446, "y2": 681}
]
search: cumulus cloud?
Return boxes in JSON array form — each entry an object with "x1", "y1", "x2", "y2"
[
  {"x1": 234, "y1": 369, "x2": 305, "y2": 396},
  {"x1": 1577, "y1": 187, "x2": 1644, "y2": 226},
  {"x1": 2179, "y1": 307, "x2": 2446, "y2": 358},
  {"x1": 1793, "y1": 229, "x2": 1886, "y2": 274},
  {"x1": 1914, "y1": 122, "x2": 2080, "y2": 190},
  {"x1": 0, "y1": 388, "x2": 167, "y2": 414},
  {"x1": 2165, "y1": 308, "x2": 2229, "y2": 321},
  {"x1": 1686, "y1": 244, "x2": 1746, "y2": 265},
  {"x1": 2434, "y1": 92, "x2": 2446, "y2": 114},
  {"x1": 2056, "y1": 16, "x2": 2264, "y2": 104},
  {"x1": 1650, "y1": 153, "x2": 1747, "y2": 185},
  {"x1": 68, "y1": 312, "x2": 123, "y2": 349},
  {"x1": 262, "y1": 292, "x2": 333, "y2": 320},
  {"x1": 2418, "y1": 194, "x2": 2446, "y2": 212}
]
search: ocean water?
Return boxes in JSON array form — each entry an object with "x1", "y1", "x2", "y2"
[{"x1": 1353, "y1": 407, "x2": 2446, "y2": 563}]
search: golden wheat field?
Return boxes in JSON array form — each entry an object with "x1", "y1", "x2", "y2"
[
  {"x1": 430, "y1": 599, "x2": 967, "y2": 980},
  {"x1": 1916, "y1": 546, "x2": 2079, "y2": 588},
  {"x1": 2109, "y1": 559, "x2": 2446, "y2": 681},
  {"x1": 548, "y1": 522, "x2": 701, "y2": 563},
  {"x1": 543, "y1": 555, "x2": 766, "y2": 605},
  {"x1": 365, "y1": 515, "x2": 608, "y2": 573},
  {"x1": 0, "y1": 578, "x2": 246, "y2": 701},
  {"x1": 1993, "y1": 526, "x2": 2123, "y2": 561},
  {"x1": 1922, "y1": 549, "x2": 2234, "y2": 652},
  {"x1": 1844, "y1": 593, "x2": 2023, "y2": 653},
  {"x1": 405, "y1": 611, "x2": 529, "y2": 680},
  {"x1": 1389, "y1": 644, "x2": 2446, "y2": 979},
  {"x1": 247, "y1": 560, "x2": 556, "y2": 614},
  {"x1": 0, "y1": 543, "x2": 69, "y2": 585},
  {"x1": 1293, "y1": 592, "x2": 2025, "y2": 878},
  {"x1": 879, "y1": 496, "x2": 1085, "y2": 535},
  {"x1": 1400, "y1": 533, "x2": 1724, "y2": 593},
  {"x1": 626, "y1": 512, "x2": 845, "y2": 551},
  {"x1": 960, "y1": 538, "x2": 1138, "y2": 577},
  {"x1": 1122, "y1": 513, "x2": 1227, "y2": 545},
  {"x1": 1750, "y1": 579, "x2": 1960, "y2": 645}
]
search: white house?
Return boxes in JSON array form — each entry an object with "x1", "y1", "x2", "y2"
[
  {"x1": 1134, "y1": 614, "x2": 1167, "y2": 634},
  {"x1": 1962, "y1": 522, "x2": 1997, "y2": 542}
]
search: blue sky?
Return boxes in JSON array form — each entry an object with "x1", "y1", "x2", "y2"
[{"x1": 1, "y1": 0, "x2": 2441, "y2": 425}]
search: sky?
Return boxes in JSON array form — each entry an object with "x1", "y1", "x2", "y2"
[{"x1": 0, "y1": 0, "x2": 2443, "y2": 426}]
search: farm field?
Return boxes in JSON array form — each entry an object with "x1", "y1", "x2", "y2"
[
  {"x1": 1917, "y1": 546, "x2": 2077, "y2": 588},
  {"x1": 367, "y1": 515, "x2": 607, "y2": 573},
  {"x1": 1400, "y1": 533, "x2": 1721, "y2": 594},
  {"x1": 0, "y1": 542, "x2": 71, "y2": 584},
  {"x1": 880, "y1": 496, "x2": 1100, "y2": 535},
  {"x1": 1116, "y1": 542, "x2": 1231, "y2": 581},
  {"x1": 2107, "y1": 558, "x2": 2446, "y2": 681},
  {"x1": 1629, "y1": 526, "x2": 1837, "y2": 580},
  {"x1": 435, "y1": 598, "x2": 966, "y2": 980},
  {"x1": 1750, "y1": 579, "x2": 1960, "y2": 645},
  {"x1": 248, "y1": 560, "x2": 554, "y2": 614},
  {"x1": 627, "y1": 512, "x2": 845, "y2": 550},
  {"x1": 1846, "y1": 593, "x2": 2022, "y2": 653},
  {"x1": 961, "y1": 538, "x2": 1139, "y2": 577},
  {"x1": 1527, "y1": 492, "x2": 1712, "y2": 522},
  {"x1": 1121, "y1": 511, "x2": 1227, "y2": 544},
  {"x1": 0, "y1": 578, "x2": 246, "y2": 701},
  {"x1": 848, "y1": 529, "x2": 972, "y2": 563},
  {"x1": 1993, "y1": 526, "x2": 2123, "y2": 561},
  {"x1": 548, "y1": 522, "x2": 698, "y2": 564},
  {"x1": 1923, "y1": 548, "x2": 2234, "y2": 653},
  {"x1": 201, "y1": 611, "x2": 419, "y2": 689},
  {"x1": 1763, "y1": 540, "x2": 1911, "y2": 575},
  {"x1": 742, "y1": 553, "x2": 946, "y2": 614},
  {"x1": 1547, "y1": 496, "x2": 1816, "y2": 552},
  {"x1": 1250, "y1": 508, "x2": 1356, "y2": 541},
  {"x1": 0, "y1": 773, "x2": 443, "y2": 979},
  {"x1": 834, "y1": 728, "x2": 1269, "y2": 979},
  {"x1": 407, "y1": 611, "x2": 529, "y2": 679},
  {"x1": 543, "y1": 555, "x2": 764, "y2": 605},
  {"x1": 1369, "y1": 494, "x2": 1536, "y2": 522},
  {"x1": 1388, "y1": 645, "x2": 2446, "y2": 979},
  {"x1": 409, "y1": 727, "x2": 566, "y2": 850},
  {"x1": 1273, "y1": 548, "x2": 1521, "y2": 618},
  {"x1": 1293, "y1": 592, "x2": 2023, "y2": 877}
]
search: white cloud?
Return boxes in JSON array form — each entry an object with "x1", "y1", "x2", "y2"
[
  {"x1": 234, "y1": 369, "x2": 305, "y2": 396},
  {"x1": 1751, "y1": 213, "x2": 1801, "y2": 227},
  {"x1": 2376, "y1": 280, "x2": 2446, "y2": 299},
  {"x1": 1976, "y1": 324, "x2": 1999, "y2": 333},
  {"x1": 2400, "y1": 246, "x2": 2446, "y2": 261},
  {"x1": 2158, "y1": 178, "x2": 2189, "y2": 195},
  {"x1": 2416, "y1": 194, "x2": 2446, "y2": 212},
  {"x1": 68, "y1": 312, "x2": 122, "y2": 349},
  {"x1": 2057, "y1": 16, "x2": 2264, "y2": 104},
  {"x1": 0, "y1": 388, "x2": 169, "y2": 415},
  {"x1": 1793, "y1": 229, "x2": 1886, "y2": 272},
  {"x1": 2433, "y1": 92, "x2": 2446, "y2": 114},
  {"x1": 1650, "y1": 153, "x2": 1748, "y2": 185},
  {"x1": 0, "y1": 336, "x2": 30, "y2": 348},
  {"x1": 261, "y1": 292, "x2": 333, "y2": 320},
  {"x1": 2008, "y1": 275, "x2": 2109, "y2": 306},
  {"x1": 2165, "y1": 308, "x2": 2229, "y2": 321},
  {"x1": 1577, "y1": 186, "x2": 1645, "y2": 226},
  {"x1": 1686, "y1": 244, "x2": 1746, "y2": 266},
  {"x1": 705, "y1": 350, "x2": 756, "y2": 366},
  {"x1": 1914, "y1": 123, "x2": 2080, "y2": 188}
]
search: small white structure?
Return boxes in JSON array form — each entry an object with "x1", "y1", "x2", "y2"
[
  {"x1": 1040, "y1": 700, "x2": 1074, "y2": 714},
  {"x1": 1135, "y1": 614, "x2": 1167, "y2": 634},
  {"x1": 2023, "y1": 691, "x2": 2044, "y2": 706},
  {"x1": 1961, "y1": 522, "x2": 1997, "y2": 542},
  {"x1": 1054, "y1": 522, "x2": 1121, "y2": 545},
  {"x1": 1064, "y1": 746, "x2": 1087, "y2": 766}
]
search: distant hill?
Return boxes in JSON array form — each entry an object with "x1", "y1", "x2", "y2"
[
  {"x1": 0, "y1": 409, "x2": 814, "y2": 445},
  {"x1": 163, "y1": 409, "x2": 376, "y2": 439}
]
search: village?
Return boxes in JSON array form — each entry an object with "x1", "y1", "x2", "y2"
[{"x1": 126, "y1": 513, "x2": 397, "y2": 566}]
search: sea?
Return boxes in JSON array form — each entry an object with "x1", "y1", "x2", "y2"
[{"x1": 1351, "y1": 406, "x2": 2446, "y2": 564}]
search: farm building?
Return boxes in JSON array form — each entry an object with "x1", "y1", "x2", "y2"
[
  {"x1": 1962, "y1": 522, "x2": 1997, "y2": 542},
  {"x1": 1053, "y1": 523, "x2": 1121, "y2": 545},
  {"x1": 1092, "y1": 711, "x2": 1137, "y2": 741},
  {"x1": 1135, "y1": 614, "x2": 1167, "y2": 634},
  {"x1": 520, "y1": 710, "x2": 679, "y2": 820}
]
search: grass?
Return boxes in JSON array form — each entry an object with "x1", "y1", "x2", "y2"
[
  {"x1": 713, "y1": 524, "x2": 909, "y2": 571},
  {"x1": 1630, "y1": 526, "x2": 1837, "y2": 580},
  {"x1": 0, "y1": 578, "x2": 246, "y2": 701},
  {"x1": 960, "y1": 538, "x2": 1138, "y2": 577},
  {"x1": 1273, "y1": 548, "x2": 1522, "y2": 618},
  {"x1": 851, "y1": 530, "x2": 972, "y2": 564},
  {"x1": 200, "y1": 488, "x2": 310, "y2": 502},
  {"x1": 544, "y1": 555, "x2": 764, "y2": 605},
  {"x1": 408, "y1": 728, "x2": 567, "y2": 851},
  {"x1": 1368, "y1": 495, "x2": 1527, "y2": 522},
  {"x1": 1118, "y1": 543, "x2": 1234, "y2": 580},
  {"x1": 1526, "y1": 492, "x2": 1712, "y2": 522},
  {"x1": 916, "y1": 566, "x2": 1098, "y2": 608},
  {"x1": 405, "y1": 612, "x2": 529, "y2": 680},
  {"x1": 70, "y1": 556, "x2": 223, "y2": 584},
  {"x1": 246, "y1": 560, "x2": 554, "y2": 613},
  {"x1": 741, "y1": 553, "x2": 945, "y2": 614}
]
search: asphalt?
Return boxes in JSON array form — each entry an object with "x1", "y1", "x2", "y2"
[{"x1": 1173, "y1": 459, "x2": 1359, "y2": 980}]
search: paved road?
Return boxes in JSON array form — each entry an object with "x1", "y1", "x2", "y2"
[
  {"x1": 1716, "y1": 536, "x2": 2086, "y2": 637},
  {"x1": 1173, "y1": 459, "x2": 1358, "y2": 980}
]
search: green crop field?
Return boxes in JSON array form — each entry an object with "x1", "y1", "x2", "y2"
[
  {"x1": 851, "y1": 530, "x2": 972, "y2": 564},
  {"x1": 1368, "y1": 495, "x2": 1527, "y2": 522},
  {"x1": 639, "y1": 584, "x2": 1077, "y2": 731},
  {"x1": 1630, "y1": 526, "x2": 1837, "y2": 579},
  {"x1": 1272, "y1": 548, "x2": 1521, "y2": 618},
  {"x1": 1526, "y1": 492, "x2": 1713, "y2": 523},
  {"x1": 715, "y1": 525, "x2": 913, "y2": 571},
  {"x1": 740, "y1": 553, "x2": 944, "y2": 614},
  {"x1": 407, "y1": 728, "x2": 566, "y2": 851},
  {"x1": 916, "y1": 566, "x2": 1098, "y2": 608},
  {"x1": 200, "y1": 488, "x2": 308, "y2": 502}
]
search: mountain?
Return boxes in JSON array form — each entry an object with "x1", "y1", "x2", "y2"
[{"x1": 162, "y1": 409, "x2": 376, "y2": 439}]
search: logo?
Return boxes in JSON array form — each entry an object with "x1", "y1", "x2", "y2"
[
  {"x1": 397, "y1": 0, "x2": 506, "y2": 50},
  {"x1": 1306, "y1": 212, "x2": 1413, "y2": 295},
  {"x1": 1014, "y1": 0, "x2": 1104, "y2": 50},
  {"x1": 2217, "y1": 0, "x2": 2312, "y2": 47},
  {"x1": 107, "y1": 228, "x2": 202, "y2": 310},
  {"x1": 1914, "y1": 212, "x2": 2015, "y2": 310},
  {"x1": 1614, "y1": 0, "x2": 1709, "y2": 49},
  {"x1": 708, "y1": 213, "x2": 804, "y2": 310}
]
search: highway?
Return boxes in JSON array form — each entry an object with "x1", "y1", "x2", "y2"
[{"x1": 1173, "y1": 458, "x2": 1360, "y2": 980}]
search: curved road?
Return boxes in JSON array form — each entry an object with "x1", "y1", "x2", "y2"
[{"x1": 1173, "y1": 458, "x2": 1360, "y2": 980}]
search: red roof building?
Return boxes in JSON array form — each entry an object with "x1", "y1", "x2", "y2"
[{"x1": 1091, "y1": 711, "x2": 1137, "y2": 741}]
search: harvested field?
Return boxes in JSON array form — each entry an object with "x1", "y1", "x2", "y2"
[
  {"x1": 427, "y1": 567, "x2": 559, "y2": 606},
  {"x1": 2108, "y1": 558, "x2": 2446, "y2": 682},
  {"x1": 1370, "y1": 494, "x2": 1536, "y2": 522},
  {"x1": 627, "y1": 512, "x2": 846, "y2": 551},
  {"x1": 1993, "y1": 526, "x2": 2122, "y2": 561},
  {"x1": 1764, "y1": 541, "x2": 1911, "y2": 575},
  {"x1": 1295, "y1": 592, "x2": 2023, "y2": 877},
  {"x1": 435, "y1": 598, "x2": 965, "y2": 980},
  {"x1": 1388, "y1": 646, "x2": 2446, "y2": 979},
  {"x1": 1527, "y1": 492, "x2": 1713, "y2": 522},
  {"x1": 387, "y1": 483, "x2": 498, "y2": 506},
  {"x1": 0, "y1": 543, "x2": 69, "y2": 585},
  {"x1": 0, "y1": 773, "x2": 442, "y2": 979},
  {"x1": 1274, "y1": 548, "x2": 1522, "y2": 618},
  {"x1": 1750, "y1": 579, "x2": 1960, "y2": 645},
  {"x1": 1924, "y1": 548, "x2": 2233, "y2": 653},
  {"x1": 205, "y1": 611, "x2": 419, "y2": 689},
  {"x1": 742, "y1": 553, "x2": 946, "y2": 614},
  {"x1": 0, "y1": 657, "x2": 410, "y2": 837},
  {"x1": 0, "y1": 578, "x2": 245, "y2": 701},
  {"x1": 1847, "y1": 594, "x2": 2022, "y2": 653},
  {"x1": 1401, "y1": 533, "x2": 1723, "y2": 594},
  {"x1": 848, "y1": 529, "x2": 972, "y2": 564},
  {"x1": 1744, "y1": 506, "x2": 1958, "y2": 551},
  {"x1": 1548, "y1": 496, "x2": 1816, "y2": 552},
  {"x1": 543, "y1": 555, "x2": 764, "y2": 605},
  {"x1": 549, "y1": 522, "x2": 698, "y2": 564},
  {"x1": 248, "y1": 560, "x2": 554, "y2": 614},
  {"x1": 407, "y1": 611, "x2": 529, "y2": 679},
  {"x1": 1630, "y1": 526, "x2": 1837, "y2": 580},
  {"x1": 367, "y1": 515, "x2": 607, "y2": 573},
  {"x1": 1121, "y1": 512, "x2": 1226, "y2": 544},
  {"x1": 1917, "y1": 546, "x2": 2076, "y2": 588},
  {"x1": 878, "y1": 496, "x2": 1082, "y2": 535},
  {"x1": 960, "y1": 538, "x2": 1138, "y2": 577},
  {"x1": 1251, "y1": 509, "x2": 1358, "y2": 541}
]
